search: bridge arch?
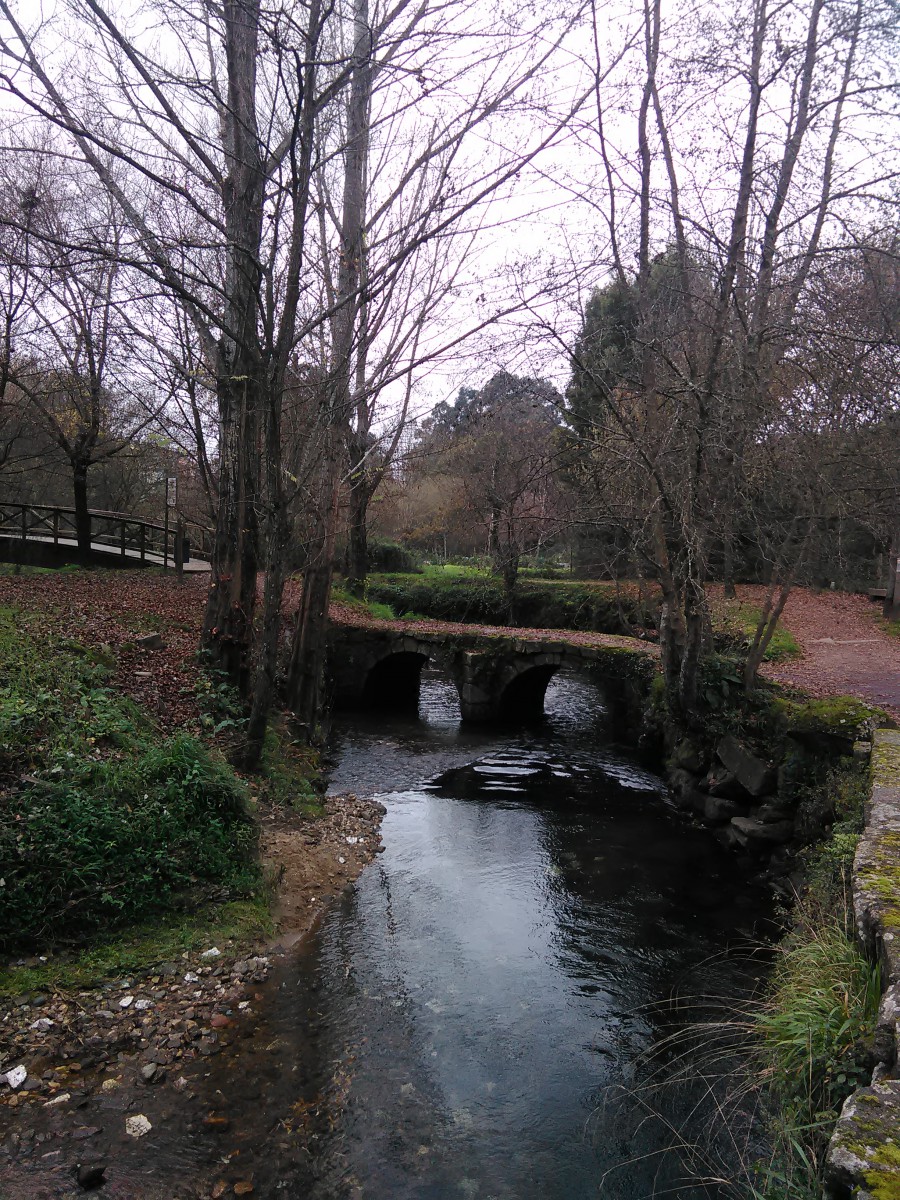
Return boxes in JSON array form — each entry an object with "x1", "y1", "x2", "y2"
[
  {"x1": 494, "y1": 655, "x2": 563, "y2": 719},
  {"x1": 360, "y1": 646, "x2": 432, "y2": 710}
]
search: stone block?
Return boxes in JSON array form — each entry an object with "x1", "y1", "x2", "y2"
[
  {"x1": 703, "y1": 796, "x2": 747, "y2": 823},
  {"x1": 716, "y1": 735, "x2": 776, "y2": 797},
  {"x1": 729, "y1": 816, "x2": 794, "y2": 846}
]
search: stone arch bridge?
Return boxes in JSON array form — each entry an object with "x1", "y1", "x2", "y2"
[{"x1": 326, "y1": 622, "x2": 657, "y2": 723}]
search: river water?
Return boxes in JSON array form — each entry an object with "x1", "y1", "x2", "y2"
[{"x1": 270, "y1": 666, "x2": 770, "y2": 1200}]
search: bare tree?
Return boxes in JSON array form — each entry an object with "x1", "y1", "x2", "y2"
[{"x1": 555, "y1": 0, "x2": 899, "y2": 712}]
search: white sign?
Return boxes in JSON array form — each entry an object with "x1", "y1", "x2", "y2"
[{"x1": 166, "y1": 476, "x2": 177, "y2": 507}]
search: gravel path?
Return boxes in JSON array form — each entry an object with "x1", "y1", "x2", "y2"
[{"x1": 759, "y1": 587, "x2": 900, "y2": 720}]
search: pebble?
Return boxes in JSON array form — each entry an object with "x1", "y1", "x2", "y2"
[{"x1": 119, "y1": 996, "x2": 134, "y2": 1008}]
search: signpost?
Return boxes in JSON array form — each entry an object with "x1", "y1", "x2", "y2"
[{"x1": 163, "y1": 476, "x2": 177, "y2": 571}]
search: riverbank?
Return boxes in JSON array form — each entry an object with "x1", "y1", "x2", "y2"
[{"x1": 0, "y1": 571, "x2": 386, "y2": 1197}]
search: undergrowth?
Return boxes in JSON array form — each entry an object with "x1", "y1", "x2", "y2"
[
  {"x1": 0, "y1": 605, "x2": 260, "y2": 952},
  {"x1": 604, "y1": 760, "x2": 879, "y2": 1199}
]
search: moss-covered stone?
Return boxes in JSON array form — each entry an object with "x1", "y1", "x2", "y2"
[
  {"x1": 772, "y1": 694, "x2": 883, "y2": 744},
  {"x1": 827, "y1": 1081, "x2": 900, "y2": 1199}
]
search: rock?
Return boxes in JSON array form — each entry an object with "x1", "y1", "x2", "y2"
[
  {"x1": 140, "y1": 1064, "x2": 160, "y2": 1084},
  {"x1": 200, "y1": 947, "x2": 221, "y2": 959},
  {"x1": 125, "y1": 1114, "x2": 152, "y2": 1138},
  {"x1": 671, "y1": 738, "x2": 705, "y2": 773},
  {"x1": 729, "y1": 817, "x2": 794, "y2": 846},
  {"x1": 76, "y1": 1162, "x2": 106, "y2": 1190},
  {"x1": 71, "y1": 1127, "x2": 101, "y2": 1141},
  {"x1": 135, "y1": 633, "x2": 165, "y2": 650},
  {"x1": 234, "y1": 1183, "x2": 254, "y2": 1196},
  {"x1": 703, "y1": 796, "x2": 746, "y2": 823},
  {"x1": 705, "y1": 768, "x2": 746, "y2": 800},
  {"x1": 43, "y1": 1092, "x2": 70, "y2": 1107},
  {"x1": 716, "y1": 735, "x2": 776, "y2": 797},
  {"x1": 5, "y1": 1066, "x2": 27, "y2": 1090},
  {"x1": 755, "y1": 800, "x2": 794, "y2": 823},
  {"x1": 119, "y1": 995, "x2": 134, "y2": 1009},
  {"x1": 30, "y1": 1018, "x2": 54, "y2": 1032}
]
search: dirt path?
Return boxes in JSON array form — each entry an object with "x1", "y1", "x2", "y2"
[{"x1": 757, "y1": 587, "x2": 900, "y2": 720}]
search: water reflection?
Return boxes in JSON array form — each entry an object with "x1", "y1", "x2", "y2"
[{"x1": 288, "y1": 666, "x2": 769, "y2": 1199}]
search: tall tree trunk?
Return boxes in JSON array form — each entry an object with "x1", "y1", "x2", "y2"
[
  {"x1": 346, "y1": 443, "x2": 371, "y2": 592},
  {"x1": 288, "y1": 430, "x2": 342, "y2": 734},
  {"x1": 288, "y1": 0, "x2": 370, "y2": 734},
  {"x1": 884, "y1": 529, "x2": 900, "y2": 622},
  {"x1": 72, "y1": 458, "x2": 91, "y2": 559},
  {"x1": 201, "y1": 372, "x2": 260, "y2": 688},
  {"x1": 243, "y1": 381, "x2": 289, "y2": 769}
]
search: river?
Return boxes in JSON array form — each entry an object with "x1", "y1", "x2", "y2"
[{"x1": 260, "y1": 664, "x2": 771, "y2": 1199}]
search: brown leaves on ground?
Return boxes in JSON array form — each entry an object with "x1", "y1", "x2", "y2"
[
  {"x1": 0, "y1": 569, "x2": 210, "y2": 734},
  {"x1": 740, "y1": 585, "x2": 900, "y2": 720}
]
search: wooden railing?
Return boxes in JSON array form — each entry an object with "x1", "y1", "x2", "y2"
[{"x1": 0, "y1": 501, "x2": 213, "y2": 567}]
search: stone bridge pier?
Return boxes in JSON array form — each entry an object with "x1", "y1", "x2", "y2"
[
  {"x1": 327, "y1": 629, "x2": 435, "y2": 711},
  {"x1": 452, "y1": 646, "x2": 565, "y2": 721}
]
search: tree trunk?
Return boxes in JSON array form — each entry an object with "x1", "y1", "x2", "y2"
[
  {"x1": 346, "y1": 447, "x2": 371, "y2": 593},
  {"x1": 243, "y1": 380, "x2": 290, "y2": 769},
  {"x1": 884, "y1": 529, "x2": 900, "y2": 622},
  {"x1": 722, "y1": 534, "x2": 736, "y2": 599},
  {"x1": 288, "y1": 430, "x2": 342, "y2": 735},
  {"x1": 201, "y1": 372, "x2": 260, "y2": 688},
  {"x1": 72, "y1": 459, "x2": 91, "y2": 560}
]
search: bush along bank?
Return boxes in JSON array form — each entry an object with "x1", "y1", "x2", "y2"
[
  {"x1": 825, "y1": 728, "x2": 900, "y2": 1200},
  {"x1": 366, "y1": 571, "x2": 656, "y2": 635},
  {"x1": 0, "y1": 605, "x2": 260, "y2": 954},
  {"x1": 645, "y1": 672, "x2": 893, "y2": 1198}
]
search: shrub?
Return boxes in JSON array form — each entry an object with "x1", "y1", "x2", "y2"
[
  {"x1": 366, "y1": 538, "x2": 422, "y2": 574},
  {"x1": 0, "y1": 734, "x2": 258, "y2": 950},
  {"x1": 366, "y1": 572, "x2": 653, "y2": 633},
  {"x1": 0, "y1": 607, "x2": 259, "y2": 951}
]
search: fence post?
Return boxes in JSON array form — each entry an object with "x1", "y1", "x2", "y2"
[
  {"x1": 120, "y1": 518, "x2": 127, "y2": 560},
  {"x1": 21, "y1": 505, "x2": 26, "y2": 543},
  {"x1": 53, "y1": 509, "x2": 59, "y2": 544},
  {"x1": 175, "y1": 518, "x2": 184, "y2": 582}
]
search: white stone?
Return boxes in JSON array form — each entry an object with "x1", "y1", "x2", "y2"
[
  {"x1": 5, "y1": 1065, "x2": 27, "y2": 1089},
  {"x1": 200, "y1": 947, "x2": 221, "y2": 959},
  {"x1": 44, "y1": 1092, "x2": 70, "y2": 1107},
  {"x1": 125, "y1": 1114, "x2": 152, "y2": 1138},
  {"x1": 134, "y1": 998, "x2": 152, "y2": 1010},
  {"x1": 184, "y1": 972, "x2": 200, "y2": 983},
  {"x1": 30, "y1": 1018, "x2": 54, "y2": 1032},
  {"x1": 119, "y1": 995, "x2": 134, "y2": 1008}
]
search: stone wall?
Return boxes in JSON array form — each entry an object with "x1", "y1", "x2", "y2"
[
  {"x1": 663, "y1": 702, "x2": 874, "y2": 879},
  {"x1": 825, "y1": 729, "x2": 900, "y2": 1200}
]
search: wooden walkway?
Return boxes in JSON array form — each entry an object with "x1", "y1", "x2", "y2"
[{"x1": 0, "y1": 501, "x2": 212, "y2": 572}]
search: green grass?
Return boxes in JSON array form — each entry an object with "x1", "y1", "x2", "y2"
[
  {"x1": 0, "y1": 898, "x2": 272, "y2": 998},
  {"x1": 0, "y1": 605, "x2": 260, "y2": 953},
  {"x1": 0, "y1": 563, "x2": 84, "y2": 577},
  {"x1": 331, "y1": 584, "x2": 397, "y2": 621},
  {"x1": 748, "y1": 761, "x2": 879, "y2": 1198},
  {"x1": 714, "y1": 598, "x2": 802, "y2": 662},
  {"x1": 259, "y1": 721, "x2": 325, "y2": 816}
]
